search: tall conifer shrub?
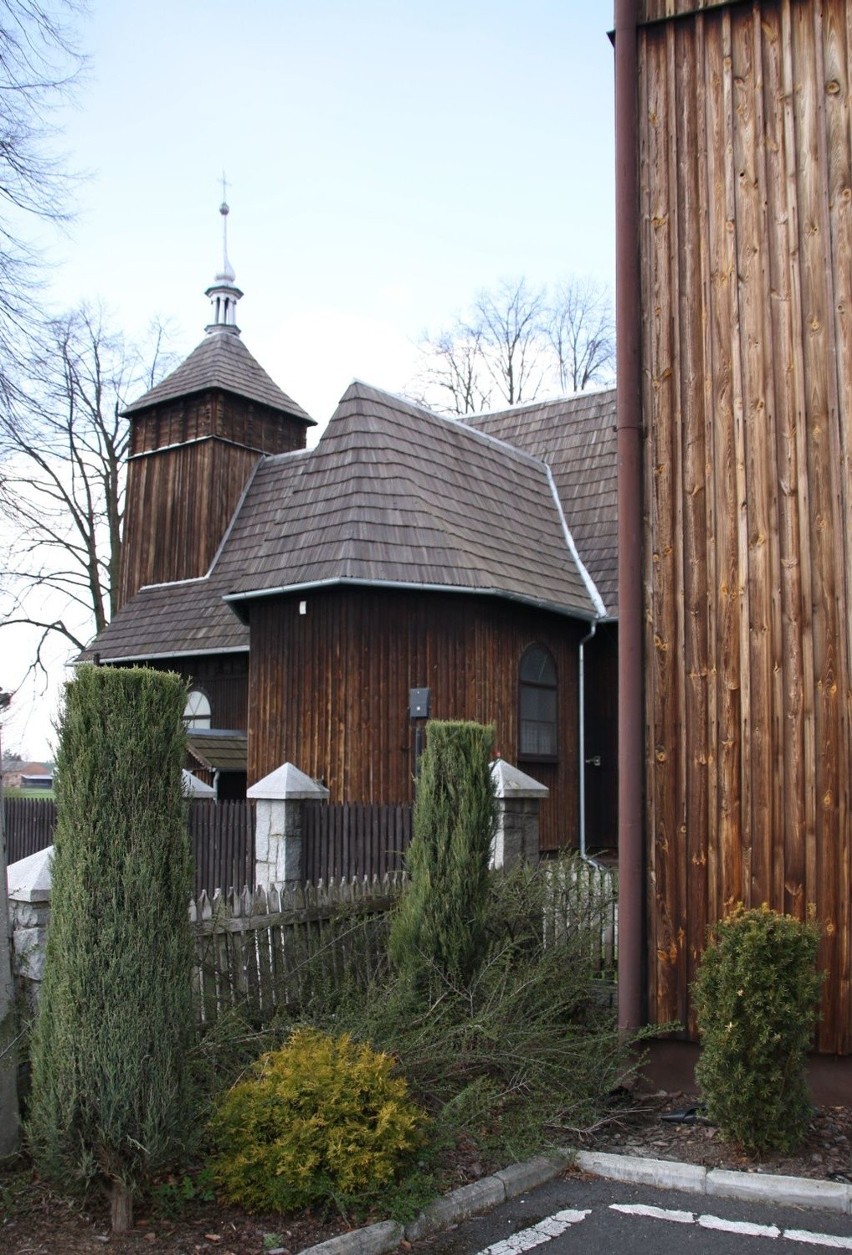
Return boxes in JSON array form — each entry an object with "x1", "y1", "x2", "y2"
[
  {"x1": 28, "y1": 666, "x2": 196, "y2": 1231},
  {"x1": 389, "y1": 720, "x2": 496, "y2": 992}
]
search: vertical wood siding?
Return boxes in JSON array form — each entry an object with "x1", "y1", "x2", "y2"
[
  {"x1": 119, "y1": 392, "x2": 308, "y2": 606},
  {"x1": 175, "y1": 654, "x2": 249, "y2": 731},
  {"x1": 247, "y1": 587, "x2": 586, "y2": 852},
  {"x1": 639, "y1": 0, "x2": 852, "y2": 1051}
]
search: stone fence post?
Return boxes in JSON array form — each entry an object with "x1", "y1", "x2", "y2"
[
  {"x1": 489, "y1": 758, "x2": 549, "y2": 869},
  {"x1": 6, "y1": 845, "x2": 53, "y2": 1010},
  {"x1": 248, "y1": 762, "x2": 329, "y2": 888}
]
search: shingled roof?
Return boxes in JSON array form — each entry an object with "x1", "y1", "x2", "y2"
[
  {"x1": 214, "y1": 382, "x2": 601, "y2": 621},
  {"x1": 123, "y1": 329, "x2": 314, "y2": 423},
  {"x1": 464, "y1": 388, "x2": 618, "y2": 615},
  {"x1": 78, "y1": 569, "x2": 250, "y2": 662},
  {"x1": 85, "y1": 383, "x2": 613, "y2": 664}
]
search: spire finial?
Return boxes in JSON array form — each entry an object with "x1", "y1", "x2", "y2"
[
  {"x1": 205, "y1": 175, "x2": 243, "y2": 335},
  {"x1": 217, "y1": 170, "x2": 235, "y2": 283}
]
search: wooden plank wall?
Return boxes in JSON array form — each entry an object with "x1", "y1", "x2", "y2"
[
  {"x1": 248, "y1": 587, "x2": 586, "y2": 852},
  {"x1": 120, "y1": 440, "x2": 260, "y2": 600},
  {"x1": 638, "y1": 0, "x2": 852, "y2": 1051},
  {"x1": 120, "y1": 392, "x2": 308, "y2": 606},
  {"x1": 173, "y1": 653, "x2": 249, "y2": 731}
]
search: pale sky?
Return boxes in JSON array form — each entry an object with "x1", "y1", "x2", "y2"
[{"x1": 4, "y1": 0, "x2": 616, "y2": 760}]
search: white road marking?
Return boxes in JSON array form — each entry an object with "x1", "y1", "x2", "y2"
[
  {"x1": 610, "y1": 1203, "x2": 695, "y2": 1224},
  {"x1": 698, "y1": 1215, "x2": 781, "y2": 1238},
  {"x1": 471, "y1": 1201, "x2": 852, "y2": 1254},
  {"x1": 608, "y1": 1202, "x2": 852, "y2": 1247},
  {"x1": 784, "y1": 1233, "x2": 852, "y2": 1250},
  {"x1": 473, "y1": 1209, "x2": 591, "y2": 1255}
]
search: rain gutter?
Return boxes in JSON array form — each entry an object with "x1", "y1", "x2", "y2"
[
  {"x1": 578, "y1": 621, "x2": 604, "y2": 868},
  {"x1": 615, "y1": 0, "x2": 645, "y2": 1036}
]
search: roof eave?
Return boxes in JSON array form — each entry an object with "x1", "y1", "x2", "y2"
[
  {"x1": 122, "y1": 384, "x2": 316, "y2": 425},
  {"x1": 222, "y1": 576, "x2": 599, "y2": 624},
  {"x1": 74, "y1": 644, "x2": 250, "y2": 665}
]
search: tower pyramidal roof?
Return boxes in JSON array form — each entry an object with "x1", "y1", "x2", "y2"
[{"x1": 124, "y1": 196, "x2": 314, "y2": 424}]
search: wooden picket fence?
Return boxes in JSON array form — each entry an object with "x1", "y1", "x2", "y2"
[
  {"x1": 186, "y1": 860, "x2": 618, "y2": 1025},
  {"x1": 544, "y1": 857, "x2": 618, "y2": 979},
  {"x1": 190, "y1": 874, "x2": 405, "y2": 1023},
  {"x1": 4, "y1": 797, "x2": 256, "y2": 899}
]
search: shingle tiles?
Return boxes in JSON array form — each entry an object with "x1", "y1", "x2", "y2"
[
  {"x1": 85, "y1": 381, "x2": 617, "y2": 662},
  {"x1": 123, "y1": 329, "x2": 314, "y2": 422}
]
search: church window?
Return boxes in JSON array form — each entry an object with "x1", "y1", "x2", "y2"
[
  {"x1": 519, "y1": 645, "x2": 557, "y2": 760},
  {"x1": 184, "y1": 688, "x2": 211, "y2": 730}
]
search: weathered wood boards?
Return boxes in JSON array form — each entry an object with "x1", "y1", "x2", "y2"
[
  {"x1": 120, "y1": 391, "x2": 307, "y2": 606},
  {"x1": 639, "y1": 0, "x2": 852, "y2": 1052},
  {"x1": 248, "y1": 586, "x2": 587, "y2": 853}
]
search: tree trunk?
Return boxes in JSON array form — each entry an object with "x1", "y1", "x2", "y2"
[
  {"x1": 110, "y1": 1180, "x2": 133, "y2": 1232},
  {"x1": 0, "y1": 700, "x2": 21, "y2": 1157}
]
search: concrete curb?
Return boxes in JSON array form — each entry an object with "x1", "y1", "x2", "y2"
[
  {"x1": 574, "y1": 1150, "x2": 852, "y2": 1215},
  {"x1": 297, "y1": 1151, "x2": 569, "y2": 1254},
  {"x1": 296, "y1": 1148, "x2": 852, "y2": 1253},
  {"x1": 287, "y1": 1220, "x2": 404, "y2": 1255}
]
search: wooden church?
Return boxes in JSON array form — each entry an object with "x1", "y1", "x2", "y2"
[{"x1": 84, "y1": 202, "x2": 619, "y2": 855}]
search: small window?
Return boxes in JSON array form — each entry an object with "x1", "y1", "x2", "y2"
[
  {"x1": 183, "y1": 689, "x2": 211, "y2": 730},
  {"x1": 519, "y1": 645, "x2": 557, "y2": 760}
]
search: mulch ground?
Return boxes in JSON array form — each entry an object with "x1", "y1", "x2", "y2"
[
  {"x1": 3, "y1": 1098, "x2": 850, "y2": 1254},
  {"x1": 577, "y1": 1090, "x2": 852, "y2": 1182}
]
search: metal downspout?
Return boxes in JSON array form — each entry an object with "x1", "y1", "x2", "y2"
[
  {"x1": 615, "y1": 0, "x2": 645, "y2": 1035},
  {"x1": 578, "y1": 621, "x2": 601, "y2": 865}
]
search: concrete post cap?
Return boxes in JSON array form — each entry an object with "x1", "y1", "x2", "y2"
[
  {"x1": 490, "y1": 758, "x2": 550, "y2": 799},
  {"x1": 247, "y1": 762, "x2": 330, "y2": 801},
  {"x1": 6, "y1": 845, "x2": 53, "y2": 902}
]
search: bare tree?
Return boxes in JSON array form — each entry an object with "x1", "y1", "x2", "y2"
[
  {"x1": 413, "y1": 276, "x2": 614, "y2": 415},
  {"x1": 0, "y1": 306, "x2": 174, "y2": 673},
  {"x1": 414, "y1": 325, "x2": 494, "y2": 417},
  {"x1": 0, "y1": 1, "x2": 85, "y2": 378},
  {"x1": 472, "y1": 278, "x2": 548, "y2": 406},
  {"x1": 546, "y1": 277, "x2": 615, "y2": 393}
]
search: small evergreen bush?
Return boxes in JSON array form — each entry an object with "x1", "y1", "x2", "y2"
[
  {"x1": 389, "y1": 720, "x2": 496, "y2": 993},
  {"x1": 210, "y1": 1028, "x2": 427, "y2": 1212},
  {"x1": 693, "y1": 903, "x2": 823, "y2": 1153}
]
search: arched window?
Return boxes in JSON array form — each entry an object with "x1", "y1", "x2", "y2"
[
  {"x1": 183, "y1": 689, "x2": 211, "y2": 730},
  {"x1": 519, "y1": 645, "x2": 557, "y2": 760}
]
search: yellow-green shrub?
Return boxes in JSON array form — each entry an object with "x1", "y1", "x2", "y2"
[{"x1": 209, "y1": 1028, "x2": 426, "y2": 1211}]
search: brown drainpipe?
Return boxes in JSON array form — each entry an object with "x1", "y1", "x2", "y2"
[{"x1": 615, "y1": 0, "x2": 645, "y2": 1035}]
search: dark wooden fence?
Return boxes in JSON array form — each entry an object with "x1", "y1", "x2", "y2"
[
  {"x1": 4, "y1": 797, "x2": 412, "y2": 895},
  {"x1": 187, "y1": 801, "x2": 255, "y2": 896},
  {"x1": 4, "y1": 797, "x2": 255, "y2": 898},
  {"x1": 4, "y1": 797, "x2": 56, "y2": 864},
  {"x1": 303, "y1": 801, "x2": 412, "y2": 882}
]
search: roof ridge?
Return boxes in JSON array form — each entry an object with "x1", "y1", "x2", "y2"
[
  {"x1": 470, "y1": 383, "x2": 617, "y2": 420},
  {"x1": 330, "y1": 380, "x2": 549, "y2": 474}
]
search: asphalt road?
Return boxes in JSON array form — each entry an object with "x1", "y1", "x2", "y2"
[{"x1": 418, "y1": 1174, "x2": 852, "y2": 1255}]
